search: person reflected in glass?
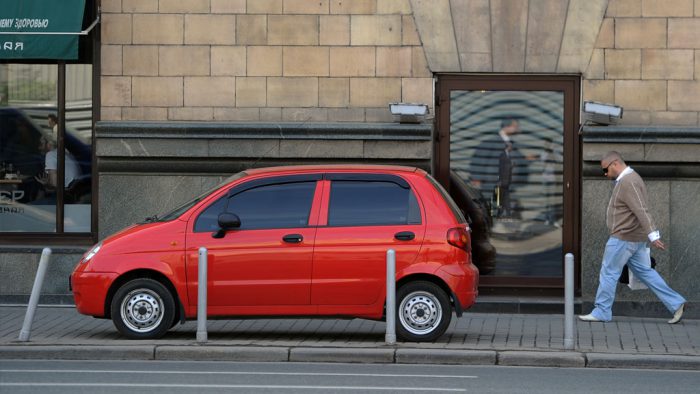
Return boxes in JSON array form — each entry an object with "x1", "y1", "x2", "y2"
[
  {"x1": 497, "y1": 142, "x2": 513, "y2": 217},
  {"x1": 47, "y1": 113, "x2": 58, "y2": 136},
  {"x1": 540, "y1": 137, "x2": 562, "y2": 226},
  {"x1": 34, "y1": 134, "x2": 80, "y2": 203}
]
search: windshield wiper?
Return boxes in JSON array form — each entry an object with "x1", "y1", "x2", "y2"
[{"x1": 144, "y1": 214, "x2": 159, "y2": 222}]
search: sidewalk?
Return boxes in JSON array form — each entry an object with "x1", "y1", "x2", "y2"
[{"x1": 1, "y1": 305, "x2": 698, "y2": 370}]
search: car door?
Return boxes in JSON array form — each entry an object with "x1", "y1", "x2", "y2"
[
  {"x1": 311, "y1": 174, "x2": 425, "y2": 307},
  {"x1": 186, "y1": 174, "x2": 322, "y2": 309}
]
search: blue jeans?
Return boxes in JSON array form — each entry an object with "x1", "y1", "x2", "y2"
[{"x1": 590, "y1": 237, "x2": 686, "y2": 321}]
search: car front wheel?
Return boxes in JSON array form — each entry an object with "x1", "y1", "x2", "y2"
[
  {"x1": 111, "y1": 278, "x2": 175, "y2": 339},
  {"x1": 396, "y1": 281, "x2": 452, "y2": 342}
]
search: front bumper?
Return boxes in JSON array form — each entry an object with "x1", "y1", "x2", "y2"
[{"x1": 70, "y1": 271, "x2": 118, "y2": 317}]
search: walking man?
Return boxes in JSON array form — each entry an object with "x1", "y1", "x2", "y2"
[{"x1": 579, "y1": 151, "x2": 686, "y2": 324}]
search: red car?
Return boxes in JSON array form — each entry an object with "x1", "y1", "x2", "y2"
[{"x1": 71, "y1": 165, "x2": 479, "y2": 342}]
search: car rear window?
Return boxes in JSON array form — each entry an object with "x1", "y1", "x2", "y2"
[
  {"x1": 425, "y1": 174, "x2": 467, "y2": 224},
  {"x1": 328, "y1": 180, "x2": 421, "y2": 226}
]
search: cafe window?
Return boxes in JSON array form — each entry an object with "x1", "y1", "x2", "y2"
[{"x1": 0, "y1": 0, "x2": 98, "y2": 238}]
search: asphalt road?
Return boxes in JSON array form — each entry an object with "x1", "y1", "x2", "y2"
[{"x1": 1, "y1": 360, "x2": 699, "y2": 393}]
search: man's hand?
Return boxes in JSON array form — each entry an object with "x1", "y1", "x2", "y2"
[{"x1": 651, "y1": 239, "x2": 666, "y2": 250}]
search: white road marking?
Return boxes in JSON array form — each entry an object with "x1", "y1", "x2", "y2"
[
  {"x1": 0, "y1": 369, "x2": 478, "y2": 379},
  {"x1": 0, "y1": 383, "x2": 467, "y2": 391}
]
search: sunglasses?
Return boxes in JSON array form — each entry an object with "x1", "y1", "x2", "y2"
[{"x1": 602, "y1": 159, "x2": 618, "y2": 175}]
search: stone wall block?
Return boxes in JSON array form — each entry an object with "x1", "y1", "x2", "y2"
[
  {"x1": 669, "y1": 19, "x2": 700, "y2": 48},
  {"x1": 123, "y1": 0, "x2": 157, "y2": 12},
  {"x1": 159, "y1": 0, "x2": 209, "y2": 13},
  {"x1": 101, "y1": 77, "x2": 132, "y2": 107},
  {"x1": 411, "y1": 0, "x2": 460, "y2": 71},
  {"x1": 282, "y1": 108, "x2": 329, "y2": 122},
  {"x1": 159, "y1": 46, "x2": 210, "y2": 76},
  {"x1": 451, "y1": 0, "x2": 491, "y2": 72},
  {"x1": 377, "y1": 47, "x2": 412, "y2": 77},
  {"x1": 285, "y1": 0, "x2": 330, "y2": 14},
  {"x1": 350, "y1": 15, "x2": 402, "y2": 46},
  {"x1": 213, "y1": 108, "x2": 261, "y2": 121},
  {"x1": 327, "y1": 108, "x2": 366, "y2": 122},
  {"x1": 319, "y1": 78, "x2": 350, "y2": 107},
  {"x1": 247, "y1": 46, "x2": 283, "y2": 76},
  {"x1": 525, "y1": 0, "x2": 568, "y2": 72},
  {"x1": 168, "y1": 107, "x2": 214, "y2": 121},
  {"x1": 284, "y1": 47, "x2": 329, "y2": 77},
  {"x1": 102, "y1": 13, "x2": 132, "y2": 45},
  {"x1": 132, "y1": 77, "x2": 183, "y2": 107},
  {"x1": 133, "y1": 14, "x2": 183, "y2": 45},
  {"x1": 401, "y1": 78, "x2": 433, "y2": 108},
  {"x1": 595, "y1": 18, "x2": 615, "y2": 48},
  {"x1": 615, "y1": 80, "x2": 666, "y2": 111},
  {"x1": 320, "y1": 15, "x2": 350, "y2": 45},
  {"x1": 237, "y1": 15, "x2": 267, "y2": 45},
  {"x1": 668, "y1": 80, "x2": 700, "y2": 111},
  {"x1": 605, "y1": 0, "x2": 642, "y2": 17},
  {"x1": 402, "y1": 16, "x2": 421, "y2": 46},
  {"x1": 615, "y1": 18, "x2": 667, "y2": 48},
  {"x1": 123, "y1": 46, "x2": 159, "y2": 76},
  {"x1": 268, "y1": 15, "x2": 319, "y2": 45},
  {"x1": 101, "y1": 45, "x2": 122, "y2": 76},
  {"x1": 331, "y1": 0, "x2": 376, "y2": 14},
  {"x1": 211, "y1": 46, "x2": 247, "y2": 76},
  {"x1": 267, "y1": 77, "x2": 319, "y2": 107},
  {"x1": 211, "y1": 0, "x2": 247, "y2": 13},
  {"x1": 642, "y1": 49, "x2": 694, "y2": 80},
  {"x1": 604, "y1": 49, "x2": 641, "y2": 79},
  {"x1": 583, "y1": 79, "x2": 614, "y2": 104},
  {"x1": 330, "y1": 47, "x2": 376, "y2": 76},
  {"x1": 558, "y1": 0, "x2": 608, "y2": 72},
  {"x1": 248, "y1": 0, "x2": 283, "y2": 14},
  {"x1": 122, "y1": 107, "x2": 167, "y2": 121},
  {"x1": 584, "y1": 49, "x2": 605, "y2": 79},
  {"x1": 491, "y1": 0, "x2": 528, "y2": 72},
  {"x1": 184, "y1": 77, "x2": 236, "y2": 107},
  {"x1": 642, "y1": 0, "x2": 694, "y2": 16},
  {"x1": 235, "y1": 77, "x2": 267, "y2": 107},
  {"x1": 208, "y1": 139, "x2": 279, "y2": 158},
  {"x1": 185, "y1": 15, "x2": 236, "y2": 45},
  {"x1": 350, "y1": 78, "x2": 401, "y2": 107},
  {"x1": 365, "y1": 140, "x2": 430, "y2": 159},
  {"x1": 378, "y1": 0, "x2": 411, "y2": 14}
]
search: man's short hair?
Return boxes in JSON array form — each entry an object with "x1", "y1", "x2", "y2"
[
  {"x1": 500, "y1": 118, "x2": 518, "y2": 129},
  {"x1": 602, "y1": 151, "x2": 625, "y2": 165}
]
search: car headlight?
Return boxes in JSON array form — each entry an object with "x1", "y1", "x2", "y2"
[{"x1": 82, "y1": 243, "x2": 102, "y2": 263}]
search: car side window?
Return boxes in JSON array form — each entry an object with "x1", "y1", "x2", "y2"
[
  {"x1": 328, "y1": 180, "x2": 421, "y2": 227},
  {"x1": 194, "y1": 181, "x2": 316, "y2": 232}
]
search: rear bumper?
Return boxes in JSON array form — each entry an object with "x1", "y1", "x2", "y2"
[
  {"x1": 70, "y1": 271, "x2": 118, "y2": 317},
  {"x1": 438, "y1": 263, "x2": 479, "y2": 316}
]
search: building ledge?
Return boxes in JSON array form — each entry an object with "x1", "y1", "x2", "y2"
[{"x1": 582, "y1": 125, "x2": 700, "y2": 144}]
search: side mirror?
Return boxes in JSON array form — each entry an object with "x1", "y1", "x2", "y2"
[{"x1": 212, "y1": 212, "x2": 241, "y2": 239}]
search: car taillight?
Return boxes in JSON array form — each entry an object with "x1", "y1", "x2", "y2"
[
  {"x1": 447, "y1": 226, "x2": 471, "y2": 251},
  {"x1": 447, "y1": 227, "x2": 471, "y2": 252}
]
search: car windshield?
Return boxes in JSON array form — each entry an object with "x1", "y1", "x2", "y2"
[{"x1": 147, "y1": 172, "x2": 248, "y2": 222}]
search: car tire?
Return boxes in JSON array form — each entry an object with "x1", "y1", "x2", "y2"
[
  {"x1": 110, "y1": 278, "x2": 175, "y2": 339},
  {"x1": 396, "y1": 281, "x2": 452, "y2": 342}
]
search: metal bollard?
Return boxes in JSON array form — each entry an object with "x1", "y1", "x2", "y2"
[
  {"x1": 196, "y1": 247, "x2": 208, "y2": 343},
  {"x1": 19, "y1": 248, "x2": 52, "y2": 342},
  {"x1": 385, "y1": 249, "x2": 396, "y2": 345},
  {"x1": 564, "y1": 253, "x2": 575, "y2": 350}
]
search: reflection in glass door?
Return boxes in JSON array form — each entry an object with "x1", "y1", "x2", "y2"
[{"x1": 450, "y1": 90, "x2": 564, "y2": 279}]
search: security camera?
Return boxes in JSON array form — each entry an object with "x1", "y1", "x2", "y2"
[{"x1": 582, "y1": 101, "x2": 623, "y2": 125}]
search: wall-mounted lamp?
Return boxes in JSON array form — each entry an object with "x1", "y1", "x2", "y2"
[
  {"x1": 389, "y1": 103, "x2": 429, "y2": 123},
  {"x1": 582, "y1": 101, "x2": 623, "y2": 125}
]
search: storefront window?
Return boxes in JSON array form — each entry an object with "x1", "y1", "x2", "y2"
[{"x1": 0, "y1": 63, "x2": 92, "y2": 233}]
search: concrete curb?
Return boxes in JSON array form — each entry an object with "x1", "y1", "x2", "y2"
[
  {"x1": 1, "y1": 345, "x2": 698, "y2": 370},
  {"x1": 156, "y1": 345, "x2": 289, "y2": 362},
  {"x1": 586, "y1": 353, "x2": 700, "y2": 371},
  {"x1": 498, "y1": 351, "x2": 585, "y2": 368},
  {"x1": 0, "y1": 345, "x2": 155, "y2": 360}
]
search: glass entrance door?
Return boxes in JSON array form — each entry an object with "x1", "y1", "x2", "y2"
[{"x1": 434, "y1": 75, "x2": 580, "y2": 291}]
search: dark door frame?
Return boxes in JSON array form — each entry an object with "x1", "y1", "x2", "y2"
[{"x1": 434, "y1": 74, "x2": 581, "y2": 294}]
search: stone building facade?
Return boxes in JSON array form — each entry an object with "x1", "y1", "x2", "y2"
[{"x1": 3, "y1": 0, "x2": 699, "y2": 317}]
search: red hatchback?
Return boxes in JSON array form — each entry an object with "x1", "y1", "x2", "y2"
[{"x1": 71, "y1": 165, "x2": 479, "y2": 342}]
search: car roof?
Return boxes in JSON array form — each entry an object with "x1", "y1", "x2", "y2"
[{"x1": 244, "y1": 164, "x2": 424, "y2": 176}]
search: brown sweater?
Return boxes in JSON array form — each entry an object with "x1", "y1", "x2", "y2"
[{"x1": 606, "y1": 169, "x2": 656, "y2": 242}]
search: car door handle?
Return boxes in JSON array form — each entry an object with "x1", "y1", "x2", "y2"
[
  {"x1": 283, "y1": 234, "x2": 304, "y2": 243},
  {"x1": 394, "y1": 231, "x2": 415, "y2": 241}
]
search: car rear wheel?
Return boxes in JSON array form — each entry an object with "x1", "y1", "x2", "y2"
[
  {"x1": 111, "y1": 278, "x2": 175, "y2": 339},
  {"x1": 396, "y1": 281, "x2": 452, "y2": 342}
]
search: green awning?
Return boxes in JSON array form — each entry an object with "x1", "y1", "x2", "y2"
[{"x1": 0, "y1": 0, "x2": 87, "y2": 60}]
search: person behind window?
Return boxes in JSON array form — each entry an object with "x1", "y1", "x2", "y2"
[
  {"x1": 497, "y1": 141, "x2": 513, "y2": 217},
  {"x1": 34, "y1": 133, "x2": 80, "y2": 192},
  {"x1": 47, "y1": 113, "x2": 58, "y2": 136}
]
